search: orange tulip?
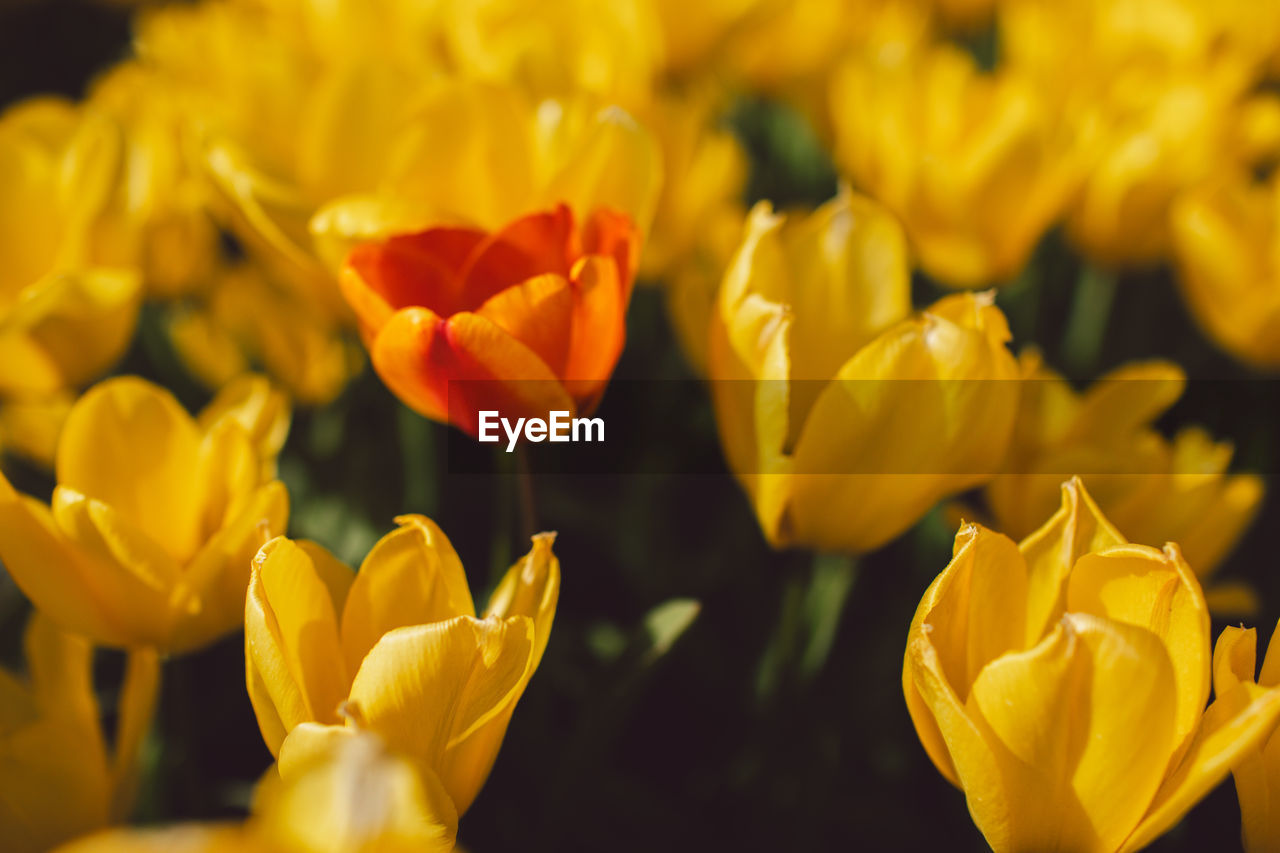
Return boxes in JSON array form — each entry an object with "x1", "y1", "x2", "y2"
[{"x1": 341, "y1": 203, "x2": 639, "y2": 436}]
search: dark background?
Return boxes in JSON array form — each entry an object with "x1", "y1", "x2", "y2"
[{"x1": 1, "y1": 2, "x2": 1274, "y2": 850}]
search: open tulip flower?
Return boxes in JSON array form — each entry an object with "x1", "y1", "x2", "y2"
[
  {"x1": 245, "y1": 516, "x2": 559, "y2": 818},
  {"x1": 1, "y1": 613, "x2": 159, "y2": 853},
  {"x1": 984, "y1": 352, "x2": 1263, "y2": 613},
  {"x1": 709, "y1": 190, "x2": 1019, "y2": 554},
  {"x1": 56, "y1": 730, "x2": 456, "y2": 853},
  {"x1": 342, "y1": 203, "x2": 639, "y2": 436},
  {"x1": 1214, "y1": 621, "x2": 1280, "y2": 852},
  {"x1": 906, "y1": 478, "x2": 1280, "y2": 852},
  {"x1": 0, "y1": 376, "x2": 289, "y2": 653}
]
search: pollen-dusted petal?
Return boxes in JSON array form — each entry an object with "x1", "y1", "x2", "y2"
[{"x1": 340, "y1": 515, "x2": 476, "y2": 677}]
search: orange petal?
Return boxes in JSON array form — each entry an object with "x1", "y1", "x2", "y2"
[
  {"x1": 343, "y1": 227, "x2": 488, "y2": 328},
  {"x1": 582, "y1": 207, "x2": 641, "y2": 295},
  {"x1": 563, "y1": 255, "x2": 627, "y2": 408},
  {"x1": 457, "y1": 205, "x2": 577, "y2": 304},
  {"x1": 474, "y1": 274, "x2": 574, "y2": 379}
]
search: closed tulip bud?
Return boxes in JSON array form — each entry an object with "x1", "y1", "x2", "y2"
[
  {"x1": 1172, "y1": 170, "x2": 1280, "y2": 370},
  {"x1": 0, "y1": 376, "x2": 289, "y2": 653},
  {"x1": 829, "y1": 43, "x2": 1078, "y2": 287},
  {"x1": 985, "y1": 352, "x2": 1263, "y2": 612},
  {"x1": 710, "y1": 191, "x2": 1019, "y2": 554},
  {"x1": 245, "y1": 517, "x2": 558, "y2": 817},
  {"x1": 1213, "y1": 623, "x2": 1280, "y2": 852},
  {"x1": 341, "y1": 203, "x2": 640, "y2": 436},
  {"x1": 906, "y1": 478, "x2": 1280, "y2": 852},
  {"x1": 0, "y1": 98, "x2": 141, "y2": 399},
  {"x1": 1, "y1": 613, "x2": 158, "y2": 853}
]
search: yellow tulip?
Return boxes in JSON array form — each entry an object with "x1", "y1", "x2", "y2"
[
  {"x1": 828, "y1": 43, "x2": 1079, "y2": 287},
  {"x1": 245, "y1": 517, "x2": 558, "y2": 817},
  {"x1": 0, "y1": 98, "x2": 141, "y2": 399},
  {"x1": 1172, "y1": 170, "x2": 1280, "y2": 370},
  {"x1": 55, "y1": 730, "x2": 455, "y2": 853},
  {"x1": 0, "y1": 391, "x2": 73, "y2": 469},
  {"x1": 0, "y1": 376, "x2": 289, "y2": 653},
  {"x1": 1, "y1": 612, "x2": 158, "y2": 853},
  {"x1": 709, "y1": 191, "x2": 1019, "y2": 553},
  {"x1": 167, "y1": 262, "x2": 363, "y2": 406},
  {"x1": 1214, "y1": 622, "x2": 1280, "y2": 852},
  {"x1": 906, "y1": 478, "x2": 1280, "y2": 851},
  {"x1": 984, "y1": 352, "x2": 1262, "y2": 611},
  {"x1": 82, "y1": 61, "x2": 219, "y2": 299},
  {"x1": 637, "y1": 85, "x2": 748, "y2": 373},
  {"x1": 139, "y1": 4, "x2": 661, "y2": 318}
]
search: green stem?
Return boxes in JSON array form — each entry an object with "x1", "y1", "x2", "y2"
[{"x1": 1062, "y1": 264, "x2": 1118, "y2": 378}]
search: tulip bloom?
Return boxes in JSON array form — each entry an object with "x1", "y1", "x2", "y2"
[
  {"x1": 1214, "y1": 622, "x2": 1280, "y2": 852},
  {"x1": 985, "y1": 353, "x2": 1262, "y2": 612},
  {"x1": 0, "y1": 376, "x2": 289, "y2": 653},
  {"x1": 341, "y1": 203, "x2": 639, "y2": 436},
  {"x1": 55, "y1": 731, "x2": 455, "y2": 853},
  {"x1": 829, "y1": 43, "x2": 1078, "y2": 287},
  {"x1": 245, "y1": 516, "x2": 558, "y2": 817},
  {"x1": 710, "y1": 191, "x2": 1019, "y2": 554},
  {"x1": 0, "y1": 98, "x2": 140, "y2": 403},
  {"x1": 1173, "y1": 171, "x2": 1280, "y2": 370},
  {"x1": 2, "y1": 613, "x2": 158, "y2": 853},
  {"x1": 906, "y1": 479, "x2": 1280, "y2": 851}
]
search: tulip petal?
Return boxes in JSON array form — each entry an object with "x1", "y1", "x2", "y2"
[
  {"x1": 343, "y1": 227, "x2": 488, "y2": 326},
  {"x1": 485, "y1": 531, "x2": 560, "y2": 671},
  {"x1": 245, "y1": 538, "x2": 349, "y2": 756},
  {"x1": 56, "y1": 377, "x2": 204, "y2": 563},
  {"x1": 1067, "y1": 543, "x2": 1210, "y2": 761},
  {"x1": 340, "y1": 515, "x2": 476, "y2": 677},
  {"x1": 582, "y1": 207, "x2": 640, "y2": 295},
  {"x1": 903, "y1": 524, "x2": 1027, "y2": 790},
  {"x1": 458, "y1": 205, "x2": 575, "y2": 301},
  {"x1": 474, "y1": 273, "x2": 573, "y2": 378},
  {"x1": 967, "y1": 613, "x2": 1177, "y2": 852},
  {"x1": 1064, "y1": 361, "x2": 1185, "y2": 445},
  {"x1": 0, "y1": 475, "x2": 136, "y2": 646},
  {"x1": 1119, "y1": 681, "x2": 1280, "y2": 853},
  {"x1": 563, "y1": 255, "x2": 626, "y2": 406},
  {"x1": 1213, "y1": 625, "x2": 1258, "y2": 698},
  {"x1": 1018, "y1": 478, "x2": 1126, "y2": 646},
  {"x1": 346, "y1": 615, "x2": 534, "y2": 812},
  {"x1": 271, "y1": 727, "x2": 458, "y2": 853}
]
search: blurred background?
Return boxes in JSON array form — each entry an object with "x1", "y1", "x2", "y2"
[{"x1": 2, "y1": 1, "x2": 1277, "y2": 850}]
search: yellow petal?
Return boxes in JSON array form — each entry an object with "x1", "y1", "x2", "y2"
[
  {"x1": 1120, "y1": 682, "x2": 1280, "y2": 852},
  {"x1": 1067, "y1": 543, "x2": 1210, "y2": 761},
  {"x1": 484, "y1": 531, "x2": 560, "y2": 670},
  {"x1": 903, "y1": 523, "x2": 1027, "y2": 788},
  {"x1": 270, "y1": 728, "x2": 458, "y2": 853},
  {"x1": 1017, "y1": 478, "x2": 1126, "y2": 646},
  {"x1": 340, "y1": 515, "x2": 476, "y2": 677},
  {"x1": 56, "y1": 377, "x2": 204, "y2": 563},
  {"x1": 177, "y1": 481, "x2": 289, "y2": 655},
  {"x1": 346, "y1": 615, "x2": 534, "y2": 814},
  {"x1": 197, "y1": 374, "x2": 292, "y2": 479},
  {"x1": 1214, "y1": 625, "x2": 1259, "y2": 697},
  {"x1": 245, "y1": 537, "x2": 349, "y2": 756},
  {"x1": 52, "y1": 825, "x2": 266, "y2": 853},
  {"x1": 967, "y1": 613, "x2": 1178, "y2": 852},
  {"x1": 0, "y1": 474, "x2": 167, "y2": 647}
]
